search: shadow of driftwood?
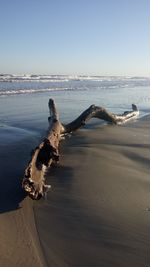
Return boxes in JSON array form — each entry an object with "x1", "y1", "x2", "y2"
[
  {"x1": 0, "y1": 129, "x2": 38, "y2": 213},
  {"x1": 0, "y1": 151, "x2": 27, "y2": 213}
]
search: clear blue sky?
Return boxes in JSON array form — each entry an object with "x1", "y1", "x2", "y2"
[{"x1": 1, "y1": 0, "x2": 150, "y2": 76}]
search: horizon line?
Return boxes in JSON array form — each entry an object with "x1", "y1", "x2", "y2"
[{"x1": 0, "y1": 73, "x2": 150, "y2": 78}]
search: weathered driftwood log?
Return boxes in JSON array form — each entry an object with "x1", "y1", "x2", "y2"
[
  {"x1": 22, "y1": 99, "x2": 62, "y2": 200},
  {"x1": 22, "y1": 99, "x2": 139, "y2": 200}
]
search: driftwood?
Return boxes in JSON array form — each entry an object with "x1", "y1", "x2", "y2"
[
  {"x1": 22, "y1": 99, "x2": 139, "y2": 200},
  {"x1": 22, "y1": 99, "x2": 61, "y2": 200}
]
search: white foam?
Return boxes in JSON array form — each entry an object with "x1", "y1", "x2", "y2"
[
  {"x1": 1, "y1": 75, "x2": 150, "y2": 97},
  {"x1": 0, "y1": 74, "x2": 150, "y2": 83},
  {"x1": 0, "y1": 87, "x2": 75, "y2": 96}
]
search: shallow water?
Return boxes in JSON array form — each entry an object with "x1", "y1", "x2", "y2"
[{"x1": 1, "y1": 76, "x2": 150, "y2": 133}]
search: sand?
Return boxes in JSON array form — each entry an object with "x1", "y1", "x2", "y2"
[
  {"x1": 1, "y1": 117, "x2": 150, "y2": 266},
  {"x1": 35, "y1": 117, "x2": 150, "y2": 267}
]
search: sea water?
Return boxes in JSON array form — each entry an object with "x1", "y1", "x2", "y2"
[{"x1": 0, "y1": 75, "x2": 150, "y2": 133}]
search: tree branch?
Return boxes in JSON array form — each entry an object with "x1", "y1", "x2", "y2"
[{"x1": 62, "y1": 103, "x2": 139, "y2": 134}]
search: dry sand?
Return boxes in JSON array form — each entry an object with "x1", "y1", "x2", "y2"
[
  {"x1": 1, "y1": 117, "x2": 150, "y2": 267},
  {"x1": 0, "y1": 199, "x2": 46, "y2": 267}
]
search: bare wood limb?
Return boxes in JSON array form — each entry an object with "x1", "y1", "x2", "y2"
[
  {"x1": 62, "y1": 103, "x2": 139, "y2": 134},
  {"x1": 61, "y1": 105, "x2": 115, "y2": 134},
  {"x1": 113, "y1": 104, "x2": 139, "y2": 124}
]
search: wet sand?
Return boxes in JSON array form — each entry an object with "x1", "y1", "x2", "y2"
[
  {"x1": 35, "y1": 117, "x2": 150, "y2": 267},
  {"x1": 0, "y1": 126, "x2": 46, "y2": 267},
  {"x1": 1, "y1": 117, "x2": 150, "y2": 266}
]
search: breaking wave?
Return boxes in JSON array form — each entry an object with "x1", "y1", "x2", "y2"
[
  {"x1": 1, "y1": 74, "x2": 150, "y2": 83},
  {"x1": 0, "y1": 87, "x2": 74, "y2": 96},
  {"x1": 1, "y1": 74, "x2": 150, "y2": 96}
]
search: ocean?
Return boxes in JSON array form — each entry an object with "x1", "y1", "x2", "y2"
[{"x1": 1, "y1": 75, "x2": 150, "y2": 130}]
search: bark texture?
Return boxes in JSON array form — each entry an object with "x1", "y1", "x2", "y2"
[{"x1": 22, "y1": 99, "x2": 61, "y2": 200}]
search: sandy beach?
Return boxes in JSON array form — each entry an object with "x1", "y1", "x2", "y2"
[
  {"x1": 33, "y1": 117, "x2": 150, "y2": 267},
  {"x1": 1, "y1": 112, "x2": 150, "y2": 267}
]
